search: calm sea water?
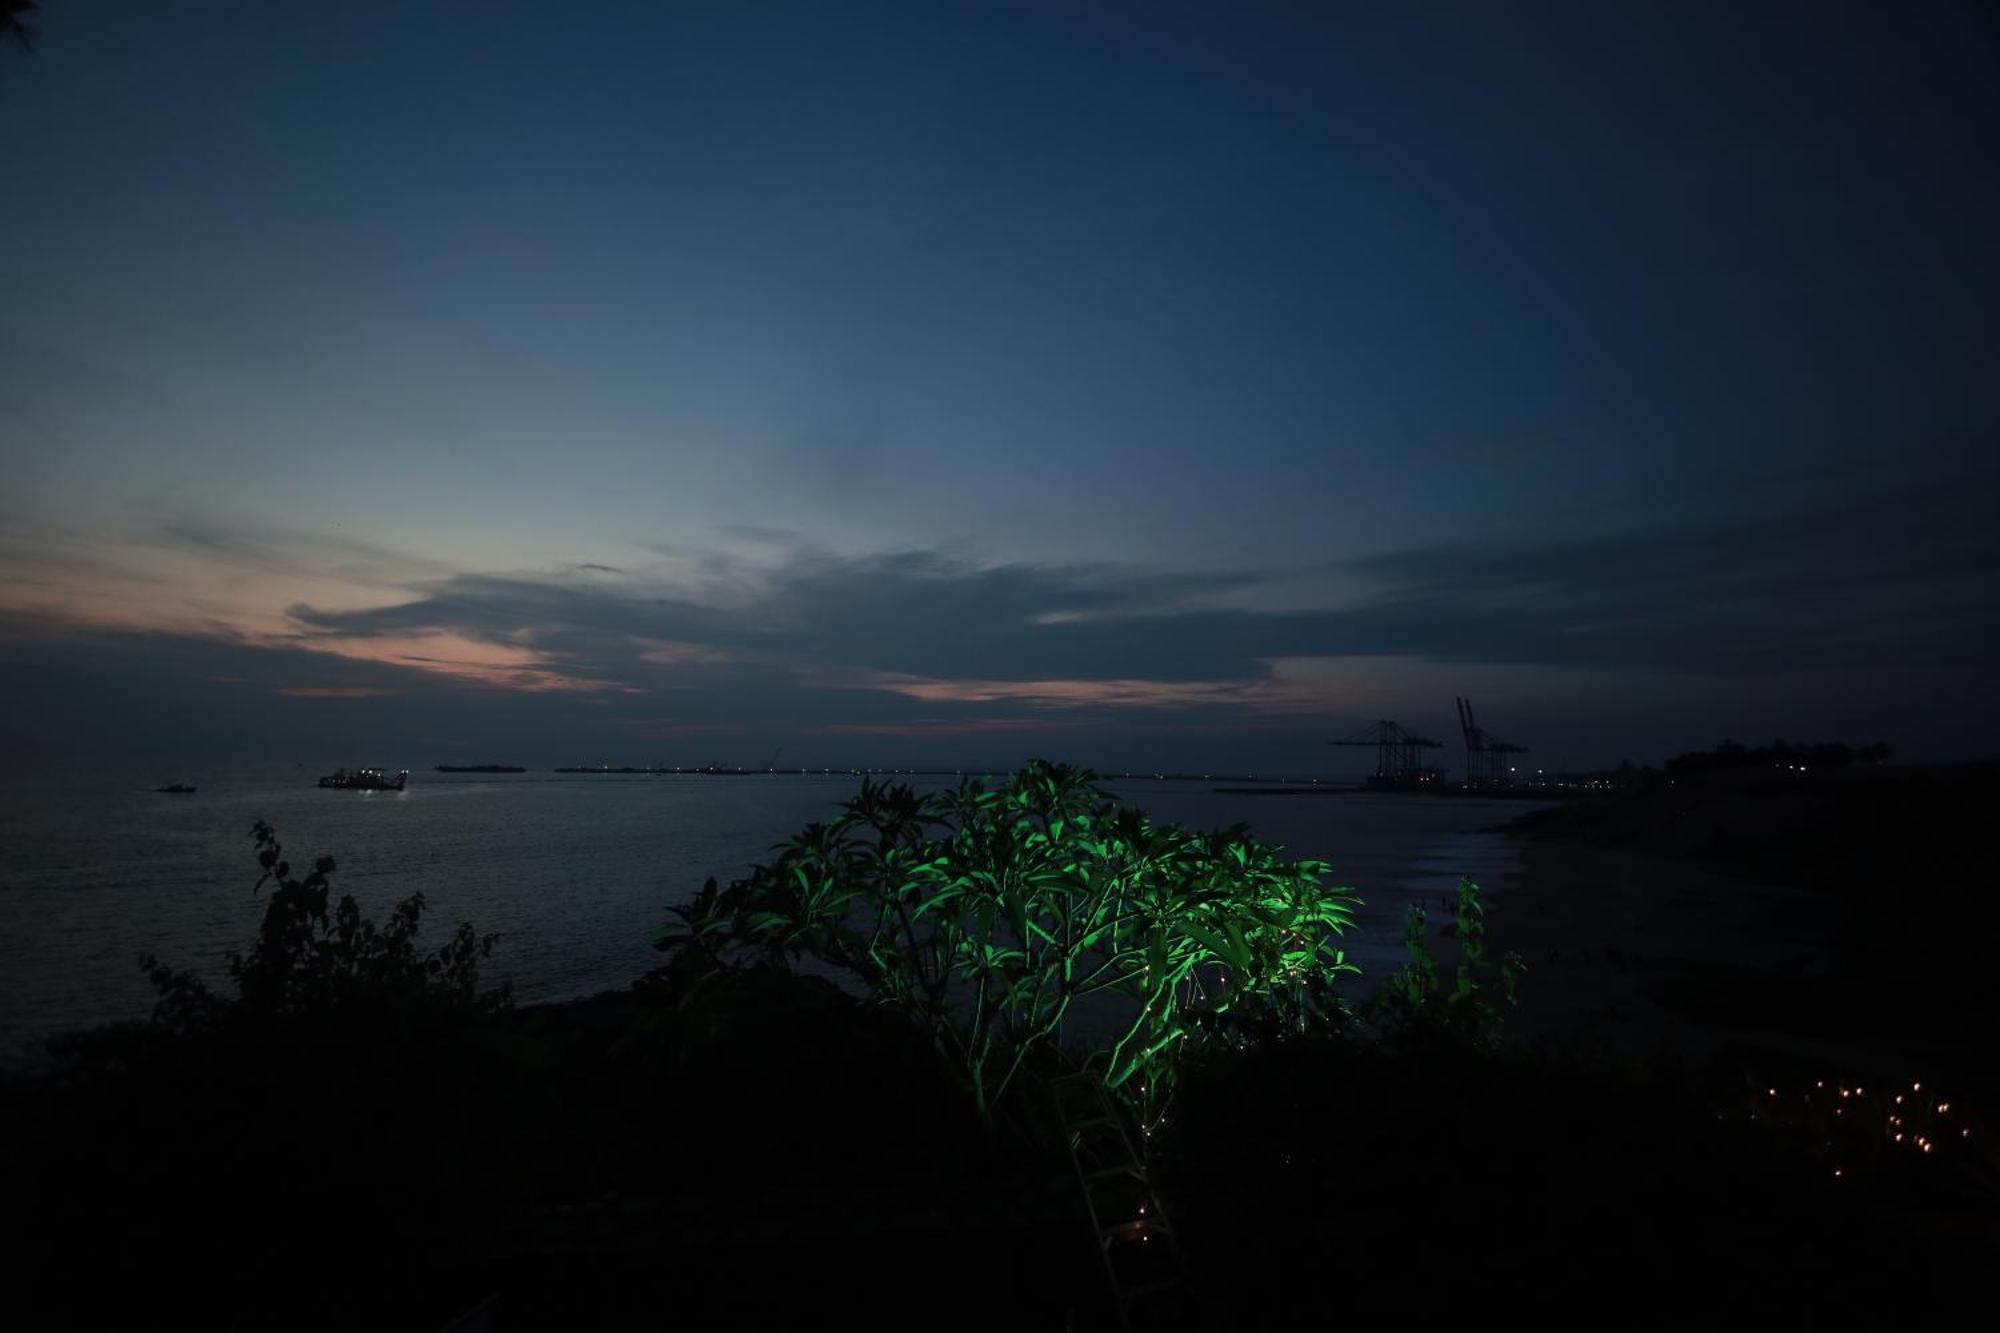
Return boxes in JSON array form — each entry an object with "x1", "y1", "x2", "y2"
[{"x1": 0, "y1": 767, "x2": 1549, "y2": 1068}]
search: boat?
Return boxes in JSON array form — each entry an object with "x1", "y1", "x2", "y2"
[
  {"x1": 154, "y1": 783, "x2": 197, "y2": 795},
  {"x1": 434, "y1": 764, "x2": 526, "y2": 773},
  {"x1": 317, "y1": 767, "x2": 408, "y2": 791}
]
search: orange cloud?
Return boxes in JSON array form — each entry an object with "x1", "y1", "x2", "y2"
[
  {"x1": 863, "y1": 675, "x2": 1266, "y2": 710},
  {"x1": 275, "y1": 686, "x2": 394, "y2": 699},
  {"x1": 844, "y1": 660, "x2": 1421, "y2": 716},
  {"x1": 813, "y1": 718, "x2": 1080, "y2": 737},
  {"x1": 294, "y1": 632, "x2": 602, "y2": 693}
]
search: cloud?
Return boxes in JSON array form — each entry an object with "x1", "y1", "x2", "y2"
[
  {"x1": 275, "y1": 470, "x2": 2000, "y2": 708},
  {"x1": 146, "y1": 516, "x2": 448, "y2": 589},
  {"x1": 860, "y1": 674, "x2": 1280, "y2": 711},
  {"x1": 281, "y1": 551, "x2": 1283, "y2": 693},
  {"x1": 259, "y1": 466, "x2": 1997, "y2": 720},
  {"x1": 813, "y1": 718, "x2": 1086, "y2": 737},
  {"x1": 3, "y1": 467, "x2": 1996, "y2": 765},
  {"x1": 1340, "y1": 470, "x2": 2000, "y2": 673},
  {"x1": 275, "y1": 686, "x2": 394, "y2": 699}
]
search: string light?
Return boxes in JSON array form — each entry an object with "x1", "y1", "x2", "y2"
[{"x1": 1739, "y1": 1071, "x2": 1980, "y2": 1178}]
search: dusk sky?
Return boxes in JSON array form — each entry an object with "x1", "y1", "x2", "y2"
[{"x1": 2, "y1": 1, "x2": 1996, "y2": 772}]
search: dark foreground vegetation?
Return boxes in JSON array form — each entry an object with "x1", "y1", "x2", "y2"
[
  {"x1": 5, "y1": 765, "x2": 1995, "y2": 1328},
  {"x1": 1510, "y1": 750, "x2": 2000, "y2": 1041}
]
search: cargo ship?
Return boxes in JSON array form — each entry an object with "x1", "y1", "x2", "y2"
[
  {"x1": 434, "y1": 764, "x2": 526, "y2": 773},
  {"x1": 318, "y1": 767, "x2": 408, "y2": 791}
]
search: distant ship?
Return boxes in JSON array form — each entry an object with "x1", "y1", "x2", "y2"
[
  {"x1": 153, "y1": 783, "x2": 197, "y2": 795},
  {"x1": 318, "y1": 767, "x2": 408, "y2": 791},
  {"x1": 434, "y1": 764, "x2": 526, "y2": 773}
]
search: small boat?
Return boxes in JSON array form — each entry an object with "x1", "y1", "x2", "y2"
[
  {"x1": 154, "y1": 783, "x2": 198, "y2": 795},
  {"x1": 317, "y1": 767, "x2": 409, "y2": 791}
]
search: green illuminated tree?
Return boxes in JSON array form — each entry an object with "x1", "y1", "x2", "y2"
[{"x1": 654, "y1": 761, "x2": 1360, "y2": 1128}]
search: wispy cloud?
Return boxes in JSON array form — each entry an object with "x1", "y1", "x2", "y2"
[
  {"x1": 861, "y1": 674, "x2": 1280, "y2": 711},
  {"x1": 813, "y1": 718, "x2": 1085, "y2": 737},
  {"x1": 275, "y1": 686, "x2": 394, "y2": 699},
  {"x1": 146, "y1": 516, "x2": 449, "y2": 589}
]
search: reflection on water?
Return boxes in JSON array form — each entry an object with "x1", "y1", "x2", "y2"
[{"x1": 0, "y1": 767, "x2": 1550, "y2": 1066}]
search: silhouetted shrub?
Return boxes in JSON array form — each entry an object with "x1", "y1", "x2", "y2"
[{"x1": 134, "y1": 819, "x2": 509, "y2": 1040}]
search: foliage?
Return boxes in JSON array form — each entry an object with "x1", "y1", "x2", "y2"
[
  {"x1": 653, "y1": 761, "x2": 1360, "y2": 1126},
  {"x1": 17, "y1": 822, "x2": 518, "y2": 1323},
  {"x1": 139, "y1": 819, "x2": 509, "y2": 1038},
  {"x1": 1366, "y1": 876, "x2": 1523, "y2": 1047},
  {"x1": 1660, "y1": 737, "x2": 1892, "y2": 782},
  {"x1": 1, "y1": 1, "x2": 38, "y2": 55}
]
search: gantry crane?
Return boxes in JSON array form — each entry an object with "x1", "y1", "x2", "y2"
[
  {"x1": 1455, "y1": 697, "x2": 1527, "y2": 786},
  {"x1": 1331, "y1": 720, "x2": 1445, "y2": 787}
]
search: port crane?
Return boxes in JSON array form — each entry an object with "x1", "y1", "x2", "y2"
[
  {"x1": 1330, "y1": 721, "x2": 1444, "y2": 787},
  {"x1": 1455, "y1": 697, "x2": 1527, "y2": 786}
]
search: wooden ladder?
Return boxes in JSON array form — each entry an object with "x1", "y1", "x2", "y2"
[{"x1": 1053, "y1": 1073, "x2": 1185, "y2": 1331}]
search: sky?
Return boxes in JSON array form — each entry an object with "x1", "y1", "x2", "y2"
[{"x1": 1, "y1": 0, "x2": 1996, "y2": 774}]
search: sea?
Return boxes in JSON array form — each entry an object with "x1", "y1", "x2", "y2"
[{"x1": 0, "y1": 766, "x2": 1552, "y2": 1069}]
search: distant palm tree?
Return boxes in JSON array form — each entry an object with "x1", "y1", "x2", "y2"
[{"x1": 1, "y1": 1, "x2": 39, "y2": 54}]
